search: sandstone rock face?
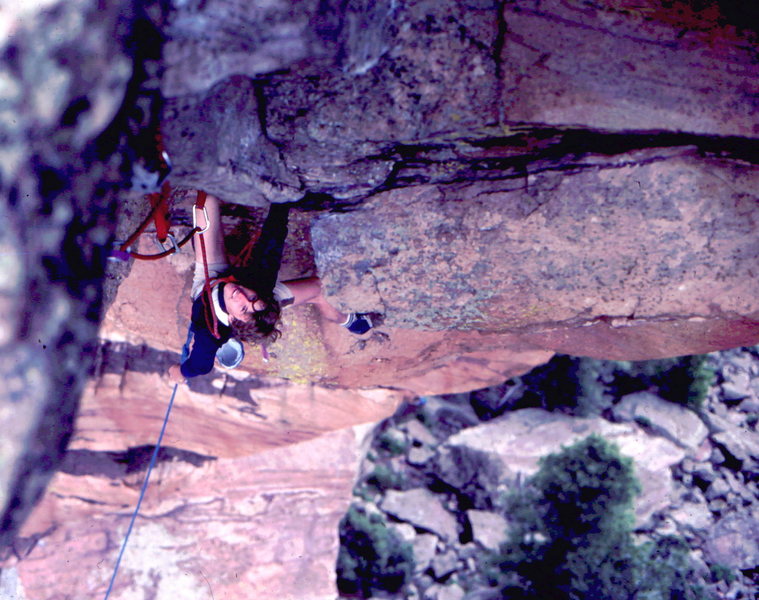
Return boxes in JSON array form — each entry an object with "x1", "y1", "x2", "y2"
[
  {"x1": 498, "y1": 0, "x2": 758, "y2": 136},
  {"x1": 97, "y1": 217, "x2": 555, "y2": 396},
  {"x1": 4, "y1": 1, "x2": 759, "y2": 599},
  {"x1": 161, "y1": 0, "x2": 347, "y2": 97},
  {"x1": 162, "y1": 0, "x2": 758, "y2": 202},
  {"x1": 313, "y1": 151, "x2": 759, "y2": 358},
  {"x1": 160, "y1": 0, "x2": 759, "y2": 382},
  {"x1": 162, "y1": 76, "x2": 303, "y2": 205},
  {"x1": 6, "y1": 425, "x2": 375, "y2": 600}
]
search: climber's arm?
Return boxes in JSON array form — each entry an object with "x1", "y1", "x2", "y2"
[
  {"x1": 283, "y1": 277, "x2": 347, "y2": 323},
  {"x1": 179, "y1": 327, "x2": 220, "y2": 378},
  {"x1": 166, "y1": 325, "x2": 220, "y2": 382},
  {"x1": 246, "y1": 202, "x2": 291, "y2": 294}
]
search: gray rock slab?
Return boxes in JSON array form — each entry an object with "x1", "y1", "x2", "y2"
[
  {"x1": 426, "y1": 583, "x2": 466, "y2": 600},
  {"x1": 670, "y1": 500, "x2": 714, "y2": 534},
  {"x1": 612, "y1": 391, "x2": 708, "y2": 450},
  {"x1": 413, "y1": 533, "x2": 439, "y2": 574},
  {"x1": 722, "y1": 380, "x2": 751, "y2": 401},
  {"x1": 703, "y1": 514, "x2": 759, "y2": 570},
  {"x1": 712, "y1": 426, "x2": 758, "y2": 464},
  {"x1": 447, "y1": 408, "x2": 686, "y2": 527},
  {"x1": 431, "y1": 549, "x2": 459, "y2": 580},
  {"x1": 737, "y1": 398, "x2": 759, "y2": 413},
  {"x1": 705, "y1": 477, "x2": 730, "y2": 501},
  {"x1": 389, "y1": 522, "x2": 417, "y2": 543},
  {"x1": 404, "y1": 418, "x2": 439, "y2": 446},
  {"x1": 408, "y1": 445, "x2": 436, "y2": 466},
  {"x1": 467, "y1": 510, "x2": 509, "y2": 551},
  {"x1": 381, "y1": 488, "x2": 458, "y2": 541}
]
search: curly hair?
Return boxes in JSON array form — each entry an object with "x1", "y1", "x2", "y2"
[{"x1": 229, "y1": 297, "x2": 282, "y2": 344}]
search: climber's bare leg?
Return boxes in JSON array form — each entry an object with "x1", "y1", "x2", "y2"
[
  {"x1": 284, "y1": 277, "x2": 347, "y2": 323},
  {"x1": 193, "y1": 192, "x2": 228, "y2": 264}
]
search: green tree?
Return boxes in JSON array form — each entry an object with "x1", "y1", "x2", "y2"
[
  {"x1": 497, "y1": 434, "x2": 706, "y2": 600},
  {"x1": 516, "y1": 354, "x2": 714, "y2": 416},
  {"x1": 336, "y1": 505, "x2": 414, "y2": 598}
]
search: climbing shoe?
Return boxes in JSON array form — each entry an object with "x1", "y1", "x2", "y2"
[{"x1": 343, "y1": 313, "x2": 373, "y2": 335}]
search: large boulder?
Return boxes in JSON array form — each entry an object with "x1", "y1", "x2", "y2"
[
  {"x1": 612, "y1": 392, "x2": 709, "y2": 450},
  {"x1": 467, "y1": 510, "x2": 509, "y2": 552},
  {"x1": 703, "y1": 514, "x2": 759, "y2": 570},
  {"x1": 445, "y1": 408, "x2": 687, "y2": 526},
  {"x1": 381, "y1": 488, "x2": 459, "y2": 542},
  {"x1": 702, "y1": 410, "x2": 759, "y2": 469}
]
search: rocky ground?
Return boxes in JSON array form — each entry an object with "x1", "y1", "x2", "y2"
[{"x1": 343, "y1": 347, "x2": 759, "y2": 599}]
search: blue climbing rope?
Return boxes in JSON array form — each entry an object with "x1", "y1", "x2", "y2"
[{"x1": 103, "y1": 383, "x2": 178, "y2": 600}]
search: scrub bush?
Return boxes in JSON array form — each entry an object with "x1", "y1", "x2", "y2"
[
  {"x1": 516, "y1": 354, "x2": 714, "y2": 416},
  {"x1": 366, "y1": 464, "x2": 406, "y2": 492},
  {"x1": 337, "y1": 505, "x2": 414, "y2": 598},
  {"x1": 495, "y1": 434, "x2": 707, "y2": 599},
  {"x1": 429, "y1": 445, "x2": 503, "y2": 510},
  {"x1": 377, "y1": 430, "x2": 409, "y2": 457},
  {"x1": 612, "y1": 355, "x2": 714, "y2": 411}
]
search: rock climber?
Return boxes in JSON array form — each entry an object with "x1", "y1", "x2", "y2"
[{"x1": 167, "y1": 193, "x2": 373, "y2": 383}]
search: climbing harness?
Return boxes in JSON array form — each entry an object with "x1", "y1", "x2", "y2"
[{"x1": 103, "y1": 383, "x2": 178, "y2": 600}]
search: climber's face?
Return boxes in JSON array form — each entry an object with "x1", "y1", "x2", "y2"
[{"x1": 224, "y1": 283, "x2": 265, "y2": 321}]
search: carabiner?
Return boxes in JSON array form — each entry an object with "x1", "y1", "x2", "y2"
[
  {"x1": 155, "y1": 233, "x2": 180, "y2": 255},
  {"x1": 193, "y1": 204, "x2": 209, "y2": 234}
]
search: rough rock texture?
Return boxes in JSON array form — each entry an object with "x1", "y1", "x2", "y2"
[
  {"x1": 162, "y1": 0, "x2": 758, "y2": 203},
  {"x1": 313, "y1": 150, "x2": 759, "y2": 355},
  {"x1": 497, "y1": 0, "x2": 758, "y2": 136},
  {"x1": 0, "y1": 0, "x2": 136, "y2": 548},
  {"x1": 703, "y1": 514, "x2": 759, "y2": 570},
  {"x1": 162, "y1": 76, "x2": 303, "y2": 205},
  {"x1": 159, "y1": 0, "x2": 759, "y2": 380},
  {"x1": 97, "y1": 216, "x2": 555, "y2": 395}
]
